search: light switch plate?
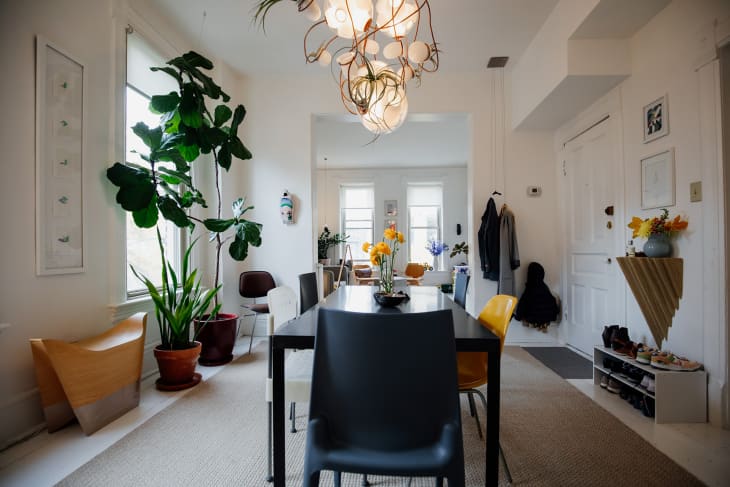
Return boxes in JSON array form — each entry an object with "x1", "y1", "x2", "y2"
[
  {"x1": 690, "y1": 181, "x2": 702, "y2": 202},
  {"x1": 527, "y1": 186, "x2": 541, "y2": 197}
]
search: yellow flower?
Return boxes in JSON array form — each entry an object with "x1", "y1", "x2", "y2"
[
  {"x1": 384, "y1": 228, "x2": 396, "y2": 241},
  {"x1": 396, "y1": 231, "x2": 404, "y2": 243},
  {"x1": 370, "y1": 254, "x2": 381, "y2": 266},
  {"x1": 362, "y1": 242, "x2": 371, "y2": 252},
  {"x1": 628, "y1": 217, "x2": 644, "y2": 238},
  {"x1": 637, "y1": 220, "x2": 652, "y2": 239},
  {"x1": 375, "y1": 241, "x2": 391, "y2": 255}
]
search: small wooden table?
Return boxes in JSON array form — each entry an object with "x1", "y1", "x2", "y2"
[{"x1": 271, "y1": 285, "x2": 502, "y2": 486}]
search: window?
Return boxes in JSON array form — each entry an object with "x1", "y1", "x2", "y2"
[
  {"x1": 125, "y1": 31, "x2": 181, "y2": 296},
  {"x1": 407, "y1": 184, "x2": 443, "y2": 269},
  {"x1": 340, "y1": 184, "x2": 374, "y2": 264}
]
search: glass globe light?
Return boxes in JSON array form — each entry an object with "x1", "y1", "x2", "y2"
[
  {"x1": 375, "y1": 0, "x2": 417, "y2": 38},
  {"x1": 324, "y1": 0, "x2": 373, "y2": 39}
]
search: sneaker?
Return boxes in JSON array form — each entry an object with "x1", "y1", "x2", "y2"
[
  {"x1": 639, "y1": 374, "x2": 651, "y2": 389},
  {"x1": 606, "y1": 378, "x2": 622, "y2": 394},
  {"x1": 645, "y1": 377, "x2": 655, "y2": 394},
  {"x1": 602, "y1": 325, "x2": 619, "y2": 348},
  {"x1": 636, "y1": 347, "x2": 655, "y2": 365},
  {"x1": 599, "y1": 375, "x2": 608, "y2": 388},
  {"x1": 642, "y1": 396, "x2": 655, "y2": 417},
  {"x1": 626, "y1": 366, "x2": 643, "y2": 384},
  {"x1": 651, "y1": 352, "x2": 703, "y2": 371}
]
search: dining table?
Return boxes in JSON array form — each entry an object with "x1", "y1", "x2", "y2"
[{"x1": 271, "y1": 285, "x2": 502, "y2": 486}]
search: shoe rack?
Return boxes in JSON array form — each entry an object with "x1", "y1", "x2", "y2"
[
  {"x1": 593, "y1": 347, "x2": 706, "y2": 423},
  {"x1": 615, "y1": 257, "x2": 682, "y2": 348}
]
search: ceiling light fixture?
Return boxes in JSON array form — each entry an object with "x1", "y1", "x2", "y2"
[{"x1": 255, "y1": 0, "x2": 439, "y2": 135}]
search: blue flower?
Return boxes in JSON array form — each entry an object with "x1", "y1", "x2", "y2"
[{"x1": 425, "y1": 240, "x2": 449, "y2": 257}]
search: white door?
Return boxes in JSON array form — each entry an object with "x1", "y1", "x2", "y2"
[{"x1": 561, "y1": 117, "x2": 623, "y2": 355}]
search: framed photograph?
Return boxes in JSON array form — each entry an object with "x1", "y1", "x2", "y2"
[
  {"x1": 641, "y1": 148, "x2": 675, "y2": 209},
  {"x1": 385, "y1": 219, "x2": 397, "y2": 230},
  {"x1": 36, "y1": 36, "x2": 85, "y2": 275},
  {"x1": 643, "y1": 94, "x2": 669, "y2": 143},
  {"x1": 384, "y1": 200, "x2": 398, "y2": 216}
]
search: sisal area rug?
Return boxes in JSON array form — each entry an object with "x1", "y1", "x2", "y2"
[{"x1": 58, "y1": 345, "x2": 702, "y2": 486}]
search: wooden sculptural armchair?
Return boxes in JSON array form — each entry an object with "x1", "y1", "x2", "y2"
[
  {"x1": 404, "y1": 262, "x2": 425, "y2": 285},
  {"x1": 29, "y1": 313, "x2": 146, "y2": 435}
]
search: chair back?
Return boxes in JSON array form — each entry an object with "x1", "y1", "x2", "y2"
[
  {"x1": 453, "y1": 272, "x2": 470, "y2": 308},
  {"x1": 404, "y1": 262, "x2": 425, "y2": 278},
  {"x1": 299, "y1": 272, "x2": 319, "y2": 314},
  {"x1": 322, "y1": 270, "x2": 335, "y2": 297},
  {"x1": 239, "y1": 271, "x2": 276, "y2": 299},
  {"x1": 457, "y1": 294, "x2": 518, "y2": 389},
  {"x1": 310, "y1": 308, "x2": 461, "y2": 451},
  {"x1": 267, "y1": 286, "x2": 298, "y2": 335}
]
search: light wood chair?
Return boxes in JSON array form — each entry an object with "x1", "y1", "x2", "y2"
[
  {"x1": 350, "y1": 264, "x2": 376, "y2": 285},
  {"x1": 29, "y1": 313, "x2": 146, "y2": 435}
]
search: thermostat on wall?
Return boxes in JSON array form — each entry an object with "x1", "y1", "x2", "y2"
[{"x1": 527, "y1": 186, "x2": 541, "y2": 197}]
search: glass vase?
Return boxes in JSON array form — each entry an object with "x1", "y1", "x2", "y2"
[{"x1": 643, "y1": 233, "x2": 671, "y2": 258}]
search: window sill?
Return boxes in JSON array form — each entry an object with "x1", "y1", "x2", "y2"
[{"x1": 109, "y1": 295, "x2": 156, "y2": 323}]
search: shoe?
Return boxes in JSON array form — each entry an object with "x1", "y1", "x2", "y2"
[
  {"x1": 636, "y1": 347, "x2": 655, "y2": 365},
  {"x1": 639, "y1": 374, "x2": 651, "y2": 389},
  {"x1": 600, "y1": 375, "x2": 608, "y2": 388},
  {"x1": 645, "y1": 377, "x2": 655, "y2": 394},
  {"x1": 628, "y1": 342, "x2": 643, "y2": 359},
  {"x1": 642, "y1": 396, "x2": 655, "y2": 417},
  {"x1": 606, "y1": 378, "x2": 622, "y2": 394},
  {"x1": 611, "y1": 327, "x2": 633, "y2": 354},
  {"x1": 626, "y1": 366, "x2": 643, "y2": 384},
  {"x1": 651, "y1": 352, "x2": 703, "y2": 371},
  {"x1": 602, "y1": 325, "x2": 619, "y2": 348}
]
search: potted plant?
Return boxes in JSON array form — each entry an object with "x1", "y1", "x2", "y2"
[
  {"x1": 450, "y1": 241, "x2": 469, "y2": 266},
  {"x1": 107, "y1": 51, "x2": 262, "y2": 377},
  {"x1": 317, "y1": 226, "x2": 348, "y2": 264}
]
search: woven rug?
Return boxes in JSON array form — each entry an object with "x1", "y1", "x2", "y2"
[
  {"x1": 58, "y1": 345, "x2": 702, "y2": 486},
  {"x1": 522, "y1": 347, "x2": 593, "y2": 379}
]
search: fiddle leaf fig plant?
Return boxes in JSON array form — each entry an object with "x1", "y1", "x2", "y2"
[{"x1": 107, "y1": 51, "x2": 262, "y2": 318}]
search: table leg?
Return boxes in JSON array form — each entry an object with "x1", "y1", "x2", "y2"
[
  {"x1": 273, "y1": 346, "x2": 286, "y2": 486},
  {"x1": 485, "y1": 347, "x2": 500, "y2": 486}
]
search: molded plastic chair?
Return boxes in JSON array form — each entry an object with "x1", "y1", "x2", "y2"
[
  {"x1": 299, "y1": 272, "x2": 319, "y2": 314},
  {"x1": 239, "y1": 271, "x2": 276, "y2": 353},
  {"x1": 404, "y1": 262, "x2": 425, "y2": 285},
  {"x1": 29, "y1": 313, "x2": 146, "y2": 435},
  {"x1": 264, "y1": 286, "x2": 314, "y2": 481},
  {"x1": 303, "y1": 308, "x2": 465, "y2": 487},
  {"x1": 457, "y1": 294, "x2": 518, "y2": 483},
  {"x1": 453, "y1": 272, "x2": 470, "y2": 309}
]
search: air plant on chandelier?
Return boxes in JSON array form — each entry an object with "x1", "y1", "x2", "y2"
[{"x1": 254, "y1": 0, "x2": 439, "y2": 135}]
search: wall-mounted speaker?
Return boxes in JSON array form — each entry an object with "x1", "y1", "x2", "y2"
[{"x1": 456, "y1": 223, "x2": 461, "y2": 235}]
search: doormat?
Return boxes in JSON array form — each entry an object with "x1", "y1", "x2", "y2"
[{"x1": 522, "y1": 346, "x2": 592, "y2": 379}]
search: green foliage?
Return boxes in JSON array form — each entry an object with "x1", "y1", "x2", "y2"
[
  {"x1": 449, "y1": 241, "x2": 469, "y2": 259},
  {"x1": 106, "y1": 50, "x2": 263, "y2": 317},
  {"x1": 132, "y1": 230, "x2": 221, "y2": 350},
  {"x1": 318, "y1": 226, "x2": 349, "y2": 260}
]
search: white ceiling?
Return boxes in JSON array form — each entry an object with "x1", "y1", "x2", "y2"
[{"x1": 142, "y1": 0, "x2": 560, "y2": 168}]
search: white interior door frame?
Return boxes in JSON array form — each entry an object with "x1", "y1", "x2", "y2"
[{"x1": 555, "y1": 90, "x2": 626, "y2": 352}]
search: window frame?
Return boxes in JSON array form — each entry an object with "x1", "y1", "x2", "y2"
[
  {"x1": 339, "y1": 183, "x2": 375, "y2": 265},
  {"x1": 406, "y1": 183, "x2": 444, "y2": 269}
]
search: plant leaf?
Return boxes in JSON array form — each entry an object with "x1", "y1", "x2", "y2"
[
  {"x1": 229, "y1": 235, "x2": 249, "y2": 261},
  {"x1": 230, "y1": 105, "x2": 246, "y2": 135},
  {"x1": 217, "y1": 144, "x2": 232, "y2": 171},
  {"x1": 150, "y1": 66, "x2": 182, "y2": 84},
  {"x1": 157, "y1": 167, "x2": 192, "y2": 186},
  {"x1": 149, "y1": 92, "x2": 180, "y2": 114},
  {"x1": 203, "y1": 218, "x2": 235, "y2": 232},
  {"x1": 229, "y1": 136, "x2": 252, "y2": 160},
  {"x1": 158, "y1": 195, "x2": 191, "y2": 228},
  {"x1": 179, "y1": 84, "x2": 203, "y2": 128},
  {"x1": 214, "y1": 105, "x2": 232, "y2": 127},
  {"x1": 106, "y1": 163, "x2": 156, "y2": 212},
  {"x1": 132, "y1": 195, "x2": 159, "y2": 228}
]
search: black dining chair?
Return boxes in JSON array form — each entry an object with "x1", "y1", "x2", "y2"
[
  {"x1": 299, "y1": 272, "x2": 319, "y2": 314},
  {"x1": 239, "y1": 271, "x2": 276, "y2": 353},
  {"x1": 454, "y1": 272, "x2": 470, "y2": 309},
  {"x1": 303, "y1": 308, "x2": 465, "y2": 487}
]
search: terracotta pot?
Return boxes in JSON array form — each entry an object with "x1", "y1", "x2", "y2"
[
  {"x1": 154, "y1": 341, "x2": 201, "y2": 390},
  {"x1": 195, "y1": 313, "x2": 238, "y2": 366}
]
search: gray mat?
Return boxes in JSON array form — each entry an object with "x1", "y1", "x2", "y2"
[{"x1": 523, "y1": 346, "x2": 593, "y2": 379}]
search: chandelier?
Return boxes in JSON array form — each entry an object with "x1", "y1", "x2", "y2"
[{"x1": 255, "y1": 0, "x2": 439, "y2": 135}]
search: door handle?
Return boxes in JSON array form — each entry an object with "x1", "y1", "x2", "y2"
[{"x1": 606, "y1": 258, "x2": 612, "y2": 264}]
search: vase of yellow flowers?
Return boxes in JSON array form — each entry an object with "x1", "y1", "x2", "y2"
[
  {"x1": 363, "y1": 227, "x2": 405, "y2": 305},
  {"x1": 628, "y1": 208, "x2": 688, "y2": 258}
]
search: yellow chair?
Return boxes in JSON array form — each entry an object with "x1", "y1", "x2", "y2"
[
  {"x1": 404, "y1": 262, "x2": 425, "y2": 285},
  {"x1": 457, "y1": 294, "x2": 517, "y2": 483},
  {"x1": 29, "y1": 313, "x2": 146, "y2": 435}
]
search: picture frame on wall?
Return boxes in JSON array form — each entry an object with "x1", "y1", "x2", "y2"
[
  {"x1": 385, "y1": 219, "x2": 397, "y2": 230},
  {"x1": 35, "y1": 36, "x2": 86, "y2": 275},
  {"x1": 384, "y1": 200, "x2": 398, "y2": 216},
  {"x1": 641, "y1": 148, "x2": 675, "y2": 209},
  {"x1": 642, "y1": 94, "x2": 669, "y2": 143}
]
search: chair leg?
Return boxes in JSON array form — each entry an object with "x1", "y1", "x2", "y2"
[
  {"x1": 470, "y1": 388, "x2": 512, "y2": 484},
  {"x1": 303, "y1": 470, "x2": 320, "y2": 487},
  {"x1": 467, "y1": 392, "x2": 477, "y2": 417},
  {"x1": 361, "y1": 474, "x2": 369, "y2": 486},
  {"x1": 468, "y1": 392, "x2": 484, "y2": 440},
  {"x1": 435, "y1": 477, "x2": 443, "y2": 487},
  {"x1": 266, "y1": 400, "x2": 273, "y2": 482},
  {"x1": 334, "y1": 471, "x2": 342, "y2": 487},
  {"x1": 290, "y1": 402, "x2": 297, "y2": 433}
]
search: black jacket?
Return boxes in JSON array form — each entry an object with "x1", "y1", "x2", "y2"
[
  {"x1": 477, "y1": 198, "x2": 500, "y2": 280},
  {"x1": 514, "y1": 262, "x2": 559, "y2": 325}
]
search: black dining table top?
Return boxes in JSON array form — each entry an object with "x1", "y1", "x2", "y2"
[{"x1": 273, "y1": 285, "x2": 500, "y2": 352}]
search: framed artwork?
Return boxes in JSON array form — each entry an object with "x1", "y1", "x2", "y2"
[
  {"x1": 385, "y1": 219, "x2": 397, "y2": 230},
  {"x1": 384, "y1": 200, "x2": 398, "y2": 216},
  {"x1": 641, "y1": 148, "x2": 675, "y2": 209},
  {"x1": 643, "y1": 94, "x2": 669, "y2": 143},
  {"x1": 36, "y1": 36, "x2": 85, "y2": 275}
]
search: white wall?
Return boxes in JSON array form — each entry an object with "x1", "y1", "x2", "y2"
[
  {"x1": 316, "y1": 166, "x2": 468, "y2": 272},
  {"x1": 554, "y1": 0, "x2": 730, "y2": 425}
]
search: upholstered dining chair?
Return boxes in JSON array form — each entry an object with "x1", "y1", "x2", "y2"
[
  {"x1": 265, "y1": 285, "x2": 314, "y2": 482},
  {"x1": 457, "y1": 294, "x2": 518, "y2": 484},
  {"x1": 453, "y1": 272, "x2": 470, "y2": 309},
  {"x1": 404, "y1": 262, "x2": 425, "y2": 285},
  {"x1": 303, "y1": 308, "x2": 465, "y2": 487},
  {"x1": 239, "y1": 271, "x2": 276, "y2": 353}
]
